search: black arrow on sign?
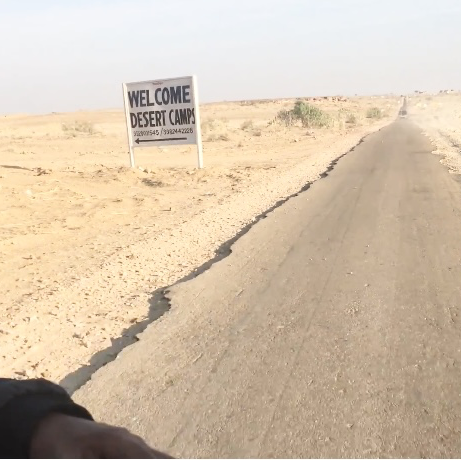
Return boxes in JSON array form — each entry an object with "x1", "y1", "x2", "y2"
[{"x1": 135, "y1": 137, "x2": 187, "y2": 144}]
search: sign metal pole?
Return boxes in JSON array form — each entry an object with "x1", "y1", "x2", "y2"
[{"x1": 122, "y1": 83, "x2": 135, "y2": 168}]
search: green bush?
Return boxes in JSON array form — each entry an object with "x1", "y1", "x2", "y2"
[
  {"x1": 366, "y1": 107, "x2": 382, "y2": 119},
  {"x1": 277, "y1": 101, "x2": 331, "y2": 128},
  {"x1": 295, "y1": 101, "x2": 332, "y2": 128}
]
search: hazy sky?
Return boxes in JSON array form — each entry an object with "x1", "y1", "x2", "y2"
[{"x1": 1, "y1": 0, "x2": 460, "y2": 113}]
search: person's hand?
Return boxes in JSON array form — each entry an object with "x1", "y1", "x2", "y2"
[{"x1": 30, "y1": 413, "x2": 172, "y2": 458}]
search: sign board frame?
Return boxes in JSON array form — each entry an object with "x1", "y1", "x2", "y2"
[{"x1": 122, "y1": 75, "x2": 203, "y2": 169}]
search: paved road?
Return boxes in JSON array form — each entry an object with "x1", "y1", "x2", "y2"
[{"x1": 76, "y1": 120, "x2": 461, "y2": 458}]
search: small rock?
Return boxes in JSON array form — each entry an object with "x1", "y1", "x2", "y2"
[{"x1": 15, "y1": 369, "x2": 33, "y2": 378}]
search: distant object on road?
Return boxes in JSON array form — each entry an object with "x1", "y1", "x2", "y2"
[{"x1": 399, "y1": 97, "x2": 408, "y2": 118}]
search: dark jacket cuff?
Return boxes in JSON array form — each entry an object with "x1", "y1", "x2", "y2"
[{"x1": 0, "y1": 391, "x2": 93, "y2": 458}]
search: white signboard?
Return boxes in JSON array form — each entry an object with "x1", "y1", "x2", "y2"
[{"x1": 122, "y1": 75, "x2": 203, "y2": 168}]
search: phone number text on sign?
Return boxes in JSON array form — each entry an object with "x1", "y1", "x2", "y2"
[{"x1": 133, "y1": 127, "x2": 194, "y2": 137}]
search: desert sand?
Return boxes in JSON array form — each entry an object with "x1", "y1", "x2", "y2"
[
  {"x1": 0, "y1": 96, "x2": 399, "y2": 389},
  {"x1": 411, "y1": 92, "x2": 461, "y2": 174}
]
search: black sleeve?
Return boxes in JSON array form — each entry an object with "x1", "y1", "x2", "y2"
[{"x1": 0, "y1": 378, "x2": 93, "y2": 459}]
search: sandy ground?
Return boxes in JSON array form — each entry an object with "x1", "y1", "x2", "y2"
[
  {"x1": 411, "y1": 92, "x2": 461, "y2": 173},
  {"x1": 0, "y1": 96, "x2": 398, "y2": 386}
]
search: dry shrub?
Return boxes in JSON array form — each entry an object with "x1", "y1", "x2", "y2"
[
  {"x1": 345, "y1": 113, "x2": 357, "y2": 125},
  {"x1": 241, "y1": 120, "x2": 254, "y2": 130},
  {"x1": 62, "y1": 121, "x2": 96, "y2": 135},
  {"x1": 201, "y1": 119, "x2": 216, "y2": 133}
]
